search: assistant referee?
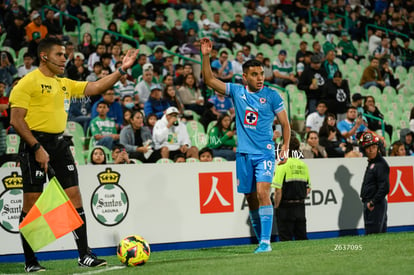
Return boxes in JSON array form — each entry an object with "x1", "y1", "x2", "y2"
[{"x1": 9, "y1": 37, "x2": 138, "y2": 272}]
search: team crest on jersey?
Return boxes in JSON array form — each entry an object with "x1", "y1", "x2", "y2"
[
  {"x1": 259, "y1": 98, "x2": 266, "y2": 104},
  {"x1": 244, "y1": 110, "x2": 258, "y2": 126}
]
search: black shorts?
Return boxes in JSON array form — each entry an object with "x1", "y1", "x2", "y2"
[{"x1": 19, "y1": 131, "x2": 79, "y2": 193}]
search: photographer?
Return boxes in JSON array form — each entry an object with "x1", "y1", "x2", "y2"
[{"x1": 111, "y1": 144, "x2": 134, "y2": 164}]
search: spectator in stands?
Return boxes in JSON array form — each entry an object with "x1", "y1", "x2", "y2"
[
  {"x1": 257, "y1": 15, "x2": 278, "y2": 46},
  {"x1": 120, "y1": 110, "x2": 161, "y2": 163},
  {"x1": 135, "y1": 63, "x2": 156, "y2": 107},
  {"x1": 231, "y1": 50, "x2": 244, "y2": 84},
  {"x1": 3, "y1": 1, "x2": 27, "y2": 29},
  {"x1": 43, "y1": 8, "x2": 63, "y2": 40},
  {"x1": 263, "y1": 57, "x2": 274, "y2": 83},
  {"x1": 90, "y1": 101, "x2": 120, "y2": 150},
  {"x1": 244, "y1": 7, "x2": 259, "y2": 33},
  {"x1": 89, "y1": 147, "x2": 107, "y2": 165},
  {"x1": 87, "y1": 43, "x2": 106, "y2": 72},
  {"x1": 368, "y1": 29, "x2": 382, "y2": 55},
  {"x1": 323, "y1": 70, "x2": 350, "y2": 121},
  {"x1": 312, "y1": 41, "x2": 324, "y2": 63},
  {"x1": 294, "y1": 0, "x2": 310, "y2": 19},
  {"x1": 153, "y1": 106, "x2": 198, "y2": 160},
  {"x1": 0, "y1": 51, "x2": 17, "y2": 88},
  {"x1": 255, "y1": 0, "x2": 271, "y2": 17},
  {"x1": 209, "y1": 12, "x2": 221, "y2": 32},
  {"x1": 390, "y1": 141, "x2": 407, "y2": 156},
  {"x1": 174, "y1": 63, "x2": 192, "y2": 87},
  {"x1": 363, "y1": 95, "x2": 393, "y2": 139},
  {"x1": 298, "y1": 54, "x2": 328, "y2": 115},
  {"x1": 66, "y1": 0, "x2": 91, "y2": 31},
  {"x1": 77, "y1": 32, "x2": 96, "y2": 61},
  {"x1": 132, "y1": 0, "x2": 148, "y2": 19},
  {"x1": 401, "y1": 130, "x2": 414, "y2": 156},
  {"x1": 231, "y1": 13, "x2": 252, "y2": 45},
  {"x1": 301, "y1": 131, "x2": 328, "y2": 159},
  {"x1": 319, "y1": 113, "x2": 346, "y2": 157},
  {"x1": 199, "y1": 147, "x2": 213, "y2": 162},
  {"x1": 99, "y1": 53, "x2": 113, "y2": 74},
  {"x1": 4, "y1": 15, "x2": 26, "y2": 52},
  {"x1": 207, "y1": 113, "x2": 236, "y2": 161},
  {"x1": 348, "y1": 10, "x2": 364, "y2": 42},
  {"x1": 199, "y1": 19, "x2": 214, "y2": 42},
  {"x1": 68, "y1": 96, "x2": 92, "y2": 135},
  {"x1": 174, "y1": 154, "x2": 186, "y2": 163},
  {"x1": 242, "y1": 45, "x2": 255, "y2": 61},
  {"x1": 323, "y1": 50, "x2": 339, "y2": 79},
  {"x1": 177, "y1": 73, "x2": 204, "y2": 116},
  {"x1": 100, "y1": 33, "x2": 113, "y2": 54},
  {"x1": 306, "y1": 100, "x2": 328, "y2": 133},
  {"x1": 113, "y1": 73, "x2": 135, "y2": 101},
  {"x1": 86, "y1": 61, "x2": 103, "y2": 82},
  {"x1": 373, "y1": 37, "x2": 392, "y2": 65},
  {"x1": 338, "y1": 31, "x2": 359, "y2": 62},
  {"x1": 152, "y1": 15, "x2": 173, "y2": 48},
  {"x1": 360, "y1": 57, "x2": 386, "y2": 90},
  {"x1": 121, "y1": 94, "x2": 140, "y2": 114},
  {"x1": 337, "y1": 106, "x2": 367, "y2": 145},
  {"x1": 120, "y1": 14, "x2": 142, "y2": 46},
  {"x1": 296, "y1": 17, "x2": 309, "y2": 36},
  {"x1": 273, "y1": 50, "x2": 297, "y2": 87},
  {"x1": 171, "y1": 19, "x2": 187, "y2": 47},
  {"x1": 113, "y1": 0, "x2": 132, "y2": 20},
  {"x1": 322, "y1": 34, "x2": 337, "y2": 56},
  {"x1": 215, "y1": 21, "x2": 233, "y2": 49},
  {"x1": 91, "y1": 89, "x2": 124, "y2": 132},
  {"x1": 131, "y1": 54, "x2": 148, "y2": 81},
  {"x1": 17, "y1": 53, "x2": 37, "y2": 78},
  {"x1": 201, "y1": 90, "x2": 235, "y2": 130},
  {"x1": 322, "y1": 9, "x2": 343, "y2": 36},
  {"x1": 149, "y1": 47, "x2": 165, "y2": 71},
  {"x1": 296, "y1": 41, "x2": 308, "y2": 64},
  {"x1": 145, "y1": 113, "x2": 157, "y2": 135},
  {"x1": 274, "y1": 8, "x2": 291, "y2": 34},
  {"x1": 163, "y1": 85, "x2": 183, "y2": 114},
  {"x1": 183, "y1": 11, "x2": 198, "y2": 34},
  {"x1": 26, "y1": 10, "x2": 48, "y2": 43},
  {"x1": 137, "y1": 16, "x2": 156, "y2": 47},
  {"x1": 67, "y1": 52, "x2": 88, "y2": 81},
  {"x1": 400, "y1": 38, "x2": 414, "y2": 69},
  {"x1": 296, "y1": 51, "x2": 312, "y2": 77},
  {"x1": 379, "y1": 59, "x2": 402, "y2": 91},
  {"x1": 111, "y1": 144, "x2": 134, "y2": 164},
  {"x1": 144, "y1": 84, "x2": 170, "y2": 119},
  {"x1": 211, "y1": 50, "x2": 233, "y2": 82},
  {"x1": 145, "y1": 0, "x2": 166, "y2": 21}
]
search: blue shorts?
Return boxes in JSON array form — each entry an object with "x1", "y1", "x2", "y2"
[{"x1": 236, "y1": 152, "x2": 275, "y2": 194}]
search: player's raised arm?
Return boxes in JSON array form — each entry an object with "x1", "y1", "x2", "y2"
[{"x1": 200, "y1": 38, "x2": 226, "y2": 95}]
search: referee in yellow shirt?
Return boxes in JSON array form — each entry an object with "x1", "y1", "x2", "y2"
[
  {"x1": 9, "y1": 37, "x2": 138, "y2": 272},
  {"x1": 272, "y1": 135, "x2": 311, "y2": 241}
]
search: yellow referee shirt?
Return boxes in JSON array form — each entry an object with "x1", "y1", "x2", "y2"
[{"x1": 9, "y1": 69, "x2": 88, "y2": 133}]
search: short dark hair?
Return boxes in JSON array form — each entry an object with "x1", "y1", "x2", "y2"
[
  {"x1": 112, "y1": 143, "x2": 126, "y2": 152},
  {"x1": 289, "y1": 136, "x2": 301, "y2": 154},
  {"x1": 37, "y1": 37, "x2": 64, "y2": 58},
  {"x1": 97, "y1": 101, "x2": 109, "y2": 108},
  {"x1": 199, "y1": 147, "x2": 213, "y2": 158},
  {"x1": 242, "y1": 59, "x2": 263, "y2": 72}
]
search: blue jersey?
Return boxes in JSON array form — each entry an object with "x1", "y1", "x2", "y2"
[
  {"x1": 337, "y1": 119, "x2": 367, "y2": 142},
  {"x1": 225, "y1": 83, "x2": 285, "y2": 155}
]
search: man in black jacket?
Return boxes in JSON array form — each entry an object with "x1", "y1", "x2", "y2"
[
  {"x1": 359, "y1": 132, "x2": 390, "y2": 235},
  {"x1": 298, "y1": 55, "x2": 328, "y2": 116}
]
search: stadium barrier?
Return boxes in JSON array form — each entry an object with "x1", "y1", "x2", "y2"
[{"x1": 0, "y1": 157, "x2": 413, "y2": 261}]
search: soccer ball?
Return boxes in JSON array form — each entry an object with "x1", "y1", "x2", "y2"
[{"x1": 117, "y1": 235, "x2": 151, "y2": 266}]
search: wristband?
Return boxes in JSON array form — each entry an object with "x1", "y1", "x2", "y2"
[
  {"x1": 32, "y1": 143, "x2": 41, "y2": 152},
  {"x1": 118, "y1": 66, "x2": 127, "y2": 75}
]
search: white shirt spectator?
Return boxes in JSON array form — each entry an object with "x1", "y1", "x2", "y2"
[
  {"x1": 17, "y1": 65, "x2": 37, "y2": 78},
  {"x1": 153, "y1": 114, "x2": 191, "y2": 151},
  {"x1": 306, "y1": 112, "x2": 325, "y2": 132}
]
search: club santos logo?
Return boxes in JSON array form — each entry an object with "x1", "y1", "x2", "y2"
[
  {"x1": 0, "y1": 172, "x2": 23, "y2": 233},
  {"x1": 91, "y1": 168, "x2": 129, "y2": 226},
  {"x1": 199, "y1": 172, "x2": 234, "y2": 214}
]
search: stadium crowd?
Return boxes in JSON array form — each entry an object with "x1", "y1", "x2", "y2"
[{"x1": 1, "y1": 0, "x2": 414, "y2": 166}]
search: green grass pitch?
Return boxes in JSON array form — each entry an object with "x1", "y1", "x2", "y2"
[{"x1": 1, "y1": 232, "x2": 413, "y2": 274}]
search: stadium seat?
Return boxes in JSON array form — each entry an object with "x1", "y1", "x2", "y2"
[
  {"x1": 69, "y1": 145, "x2": 86, "y2": 165},
  {"x1": 5, "y1": 134, "x2": 20, "y2": 154},
  {"x1": 1, "y1": 161, "x2": 17, "y2": 168},
  {"x1": 191, "y1": 132, "x2": 208, "y2": 150},
  {"x1": 212, "y1": 157, "x2": 227, "y2": 162},
  {"x1": 186, "y1": 157, "x2": 200, "y2": 163},
  {"x1": 2, "y1": 46, "x2": 17, "y2": 62},
  {"x1": 206, "y1": 120, "x2": 217, "y2": 135},
  {"x1": 156, "y1": 158, "x2": 174, "y2": 164},
  {"x1": 130, "y1": 159, "x2": 143, "y2": 164}
]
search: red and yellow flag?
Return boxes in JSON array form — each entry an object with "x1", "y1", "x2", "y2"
[{"x1": 19, "y1": 177, "x2": 83, "y2": 251}]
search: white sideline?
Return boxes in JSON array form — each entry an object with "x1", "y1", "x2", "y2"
[{"x1": 72, "y1": 265, "x2": 126, "y2": 275}]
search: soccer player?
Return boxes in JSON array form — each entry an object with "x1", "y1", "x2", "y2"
[
  {"x1": 9, "y1": 37, "x2": 138, "y2": 272},
  {"x1": 201, "y1": 38, "x2": 291, "y2": 253}
]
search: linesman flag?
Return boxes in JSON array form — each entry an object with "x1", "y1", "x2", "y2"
[{"x1": 19, "y1": 177, "x2": 83, "y2": 251}]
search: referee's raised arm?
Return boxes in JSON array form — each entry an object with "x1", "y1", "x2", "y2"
[
  {"x1": 84, "y1": 48, "x2": 139, "y2": 96},
  {"x1": 200, "y1": 38, "x2": 226, "y2": 95}
]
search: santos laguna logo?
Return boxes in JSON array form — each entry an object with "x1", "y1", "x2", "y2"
[
  {"x1": 198, "y1": 172, "x2": 234, "y2": 214},
  {"x1": 388, "y1": 166, "x2": 414, "y2": 203},
  {"x1": 91, "y1": 168, "x2": 129, "y2": 226}
]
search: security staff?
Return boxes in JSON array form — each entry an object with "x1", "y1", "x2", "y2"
[
  {"x1": 9, "y1": 37, "x2": 138, "y2": 272},
  {"x1": 272, "y1": 136, "x2": 311, "y2": 241},
  {"x1": 359, "y1": 131, "x2": 390, "y2": 235}
]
